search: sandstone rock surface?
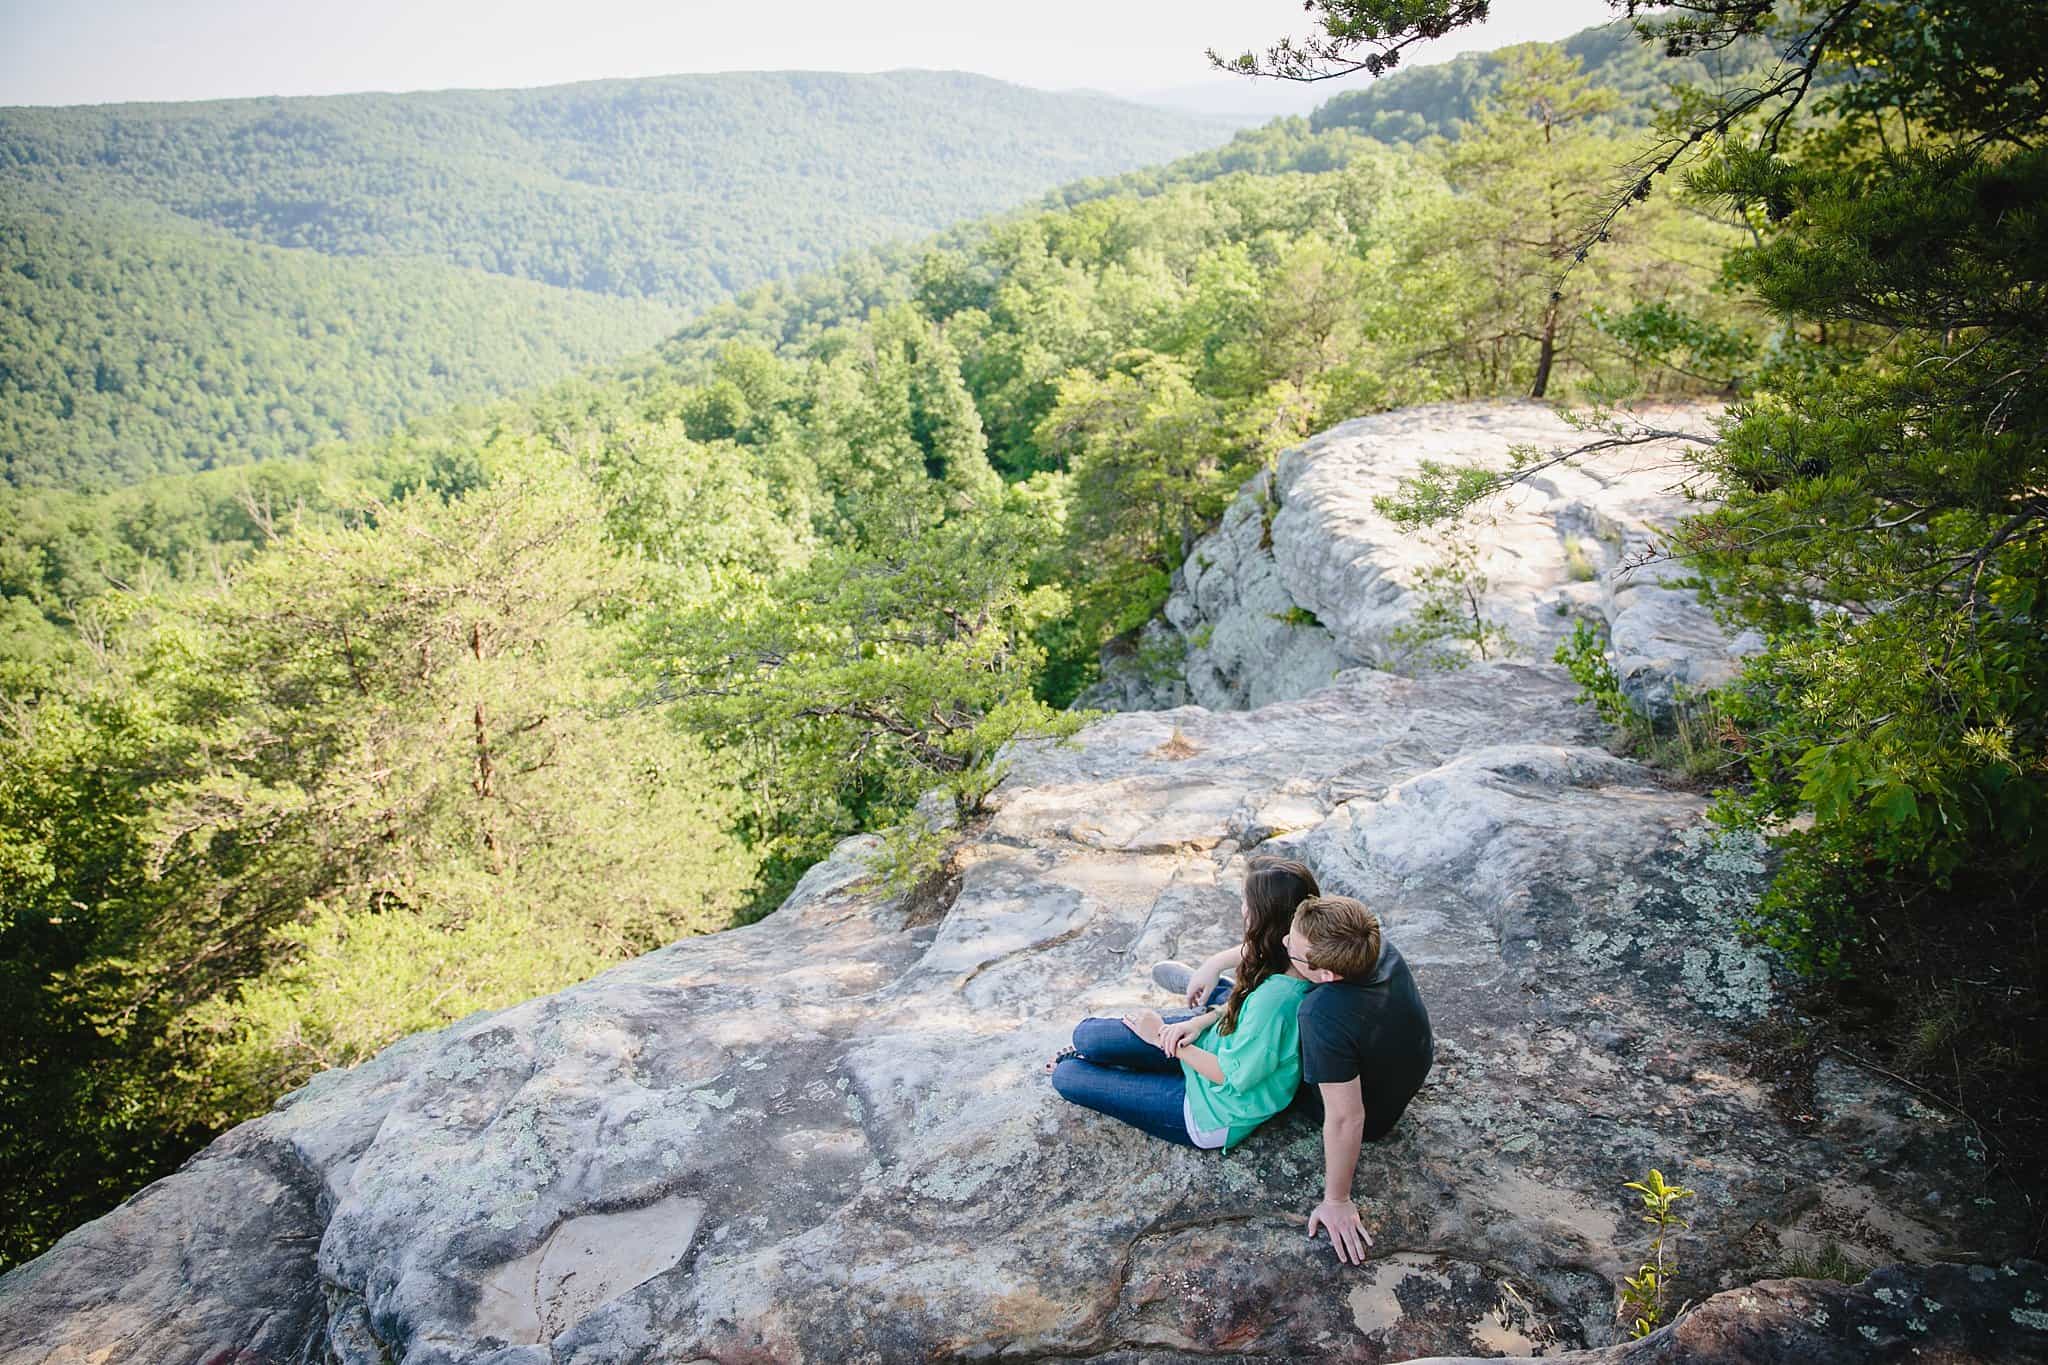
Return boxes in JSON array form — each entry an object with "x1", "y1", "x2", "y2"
[
  {"x1": 1086, "y1": 401, "x2": 1760, "y2": 721},
  {"x1": 2, "y1": 657, "x2": 2027, "y2": 1363}
]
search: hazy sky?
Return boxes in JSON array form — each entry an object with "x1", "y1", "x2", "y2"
[{"x1": 0, "y1": 0, "x2": 1617, "y2": 108}]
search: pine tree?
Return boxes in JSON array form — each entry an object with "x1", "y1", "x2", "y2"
[{"x1": 1436, "y1": 45, "x2": 1626, "y2": 397}]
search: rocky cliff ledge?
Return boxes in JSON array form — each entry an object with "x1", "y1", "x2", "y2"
[
  {"x1": 2, "y1": 405, "x2": 2039, "y2": 1364},
  {"x1": 1083, "y1": 401, "x2": 1758, "y2": 722}
]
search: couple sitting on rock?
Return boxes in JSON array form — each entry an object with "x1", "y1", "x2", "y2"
[{"x1": 1048, "y1": 856, "x2": 1432, "y2": 1263}]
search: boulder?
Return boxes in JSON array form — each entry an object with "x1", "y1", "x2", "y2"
[
  {"x1": 1409, "y1": 1258, "x2": 2048, "y2": 1365},
  {"x1": 1105, "y1": 401, "x2": 1760, "y2": 724},
  {"x1": 1, "y1": 661, "x2": 2027, "y2": 1363}
]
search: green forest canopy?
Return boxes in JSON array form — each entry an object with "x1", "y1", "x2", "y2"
[
  {"x1": 0, "y1": 71, "x2": 1237, "y2": 303},
  {"x1": 9, "y1": 1, "x2": 2039, "y2": 1288},
  {"x1": 0, "y1": 70, "x2": 1235, "y2": 490},
  {"x1": 1311, "y1": 18, "x2": 1776, "y2": 143},
  {"x1": 2, "y1": 30, "x2": 1762, "y2": 1270},
  {"x1": 0, "y1": 188, "x2": 678, "y2": 488}
]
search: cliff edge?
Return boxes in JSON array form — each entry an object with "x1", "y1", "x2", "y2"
[{"x1": 2, "y1": 404, "x2": 2036, "y2": 1363}]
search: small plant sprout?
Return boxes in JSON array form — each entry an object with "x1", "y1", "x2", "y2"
[
  {"x1": 1389, "y1": 532, "x2": 1517, "y2": 671},
  {"x1": 1151, "y1": 724, "x2": 1200, "y2": 761},
  {"x1": 1619, "y1": 1167, "x2": 1697, "y2": 1339},
  {"x1": 1270, "y1": 604, "x2": 1323, "y2": 629},
  {"x1": 1563, "y1": 533, "x2": 1598, "y2": 581}
]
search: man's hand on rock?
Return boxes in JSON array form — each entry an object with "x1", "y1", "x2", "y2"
[
  {"x1": 1121, "y1": 1009, "x2": 1165, "y2": 1048},
  {"x1": 1307, "y1": 1199, "x2": 1374, "y2": 1265}
]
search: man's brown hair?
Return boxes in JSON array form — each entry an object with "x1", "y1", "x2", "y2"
[{"x1": 1293, "y1": 895, "x2": 1381, "y2": 979}]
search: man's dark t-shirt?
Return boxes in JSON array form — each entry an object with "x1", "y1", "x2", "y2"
[{"x1": 1295, "y1": 941, "x2": 1433, "y2": 1141}]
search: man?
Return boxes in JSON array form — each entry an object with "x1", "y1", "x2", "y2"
[{"x1": 1155, "y1": 891, "x2": 1432, "y2": 1265}]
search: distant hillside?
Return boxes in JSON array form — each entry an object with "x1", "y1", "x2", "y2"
[
  {"x1": 1125, "y1": 77, "x2": 1329, "y2": 123},
  {"x1": 1039, "y1": 118, "x2": 1382, "y2": 211},
  {"x1": 1311, "y1": 20, "x2": 1776, "y2": 141},
  {"x1": 0, "y1": 71, "x2": 1233, "y2": 488},
  {"x1": 0, "y1": 72, "x2": 1233, "y2": 305},
  {"x1": 0, "y1": 188, "x2": 677, "y2": 487}
]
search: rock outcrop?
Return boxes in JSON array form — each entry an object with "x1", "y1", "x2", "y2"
[
  {"x1": 2, "y1": 648, "x2": 2030, "y2": 1362},
  {"x1": 1414, "y1": 1258, "x2": 2048, "y2": 1364},
  {"x1": 1084, "y1": 402, "x2": 1760, "y2": 723}
]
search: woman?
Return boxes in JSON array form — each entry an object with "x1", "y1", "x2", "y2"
[{"x1": 1048, "y1": 856, "x2": 1321, "y2": 1149}]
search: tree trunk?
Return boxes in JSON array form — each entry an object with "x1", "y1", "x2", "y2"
[{"x1": 1530, "y1": 302, "x2": 1559, "y2": 399}]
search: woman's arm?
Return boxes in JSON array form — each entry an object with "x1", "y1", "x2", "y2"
[
  {"x1": 1177, "y1": 1042, "x2": 1225, "y2": 1086},
  {"x1": 1186, "y1": 944, "x2": 1245, "y2": 1007},
  {"x1": 1160, "y1": 1010, "x2": 1219, "y2": 1058},
  {"x1": 1178, "y1": 987, "x2": 1288, "y2": 1091}
]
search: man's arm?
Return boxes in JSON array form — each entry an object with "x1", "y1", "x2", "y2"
[{"x1": 1306, "y1": 1079, "x2": 1372, "y2": 1265}]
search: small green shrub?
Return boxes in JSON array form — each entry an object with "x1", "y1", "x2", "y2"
[
  {"x1": 1131, "y1": 630, "x2": 1187, "y2": 684},
  {"x1": 1270, "y1": 605, "x2": 1323, "y2": 629},
  {"x1": 1642, "y1": 686, "x2": 1747, "y2": 781},
  {"x1": 1389, "y1": 534, "x2": 1517, "y2": 671},
  {"x1": 1557, "y1": 623, "x2": 1746, "y2": 783},
  {"x1": 1563, "y1": 534, "x2": 1598, "y2": 582},
  {"x1": 1555, "y1": 620, "x2": 1637, "y2": 731},
  {"x1": 869, "y1": 815, "x2": 954, "y2": 894},
  {"x1": 1774, "y1": 1241, "x2": 1869, "y2": 1284},
  {"x1": 1619, "y1": 1168, "x2": 1697, "y2": 1339}
]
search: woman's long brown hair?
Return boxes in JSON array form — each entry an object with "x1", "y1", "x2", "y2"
[{"x1": 1217, "y1": 855, "x2": 1321, "y2": 1035}]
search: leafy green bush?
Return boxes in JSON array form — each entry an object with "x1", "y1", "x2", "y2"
[
  {"x1": 1555, "y1": 620, "x2": 1634, "y2": 729},
  {"x1": 1704, "y1": 604, "x2": 2046, "y2": 978}
]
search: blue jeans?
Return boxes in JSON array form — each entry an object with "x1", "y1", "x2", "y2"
[{"x1": 1050, "y1": 980, "x2": 1232, "y2": 1148}]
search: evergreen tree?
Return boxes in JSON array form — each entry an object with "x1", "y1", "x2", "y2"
[
  {"x1": 1437, "y1": 45, "x2": 1625, "y2": 397},
  {"x1": 1037, "y1": 350, "x2": 1255, "y2": 645},
  {"x1": 910, "y1": 323, "x2": 1002, "y2": 512},
  {"x1": 1, "y1": 460, "x2": 760, "y2": 1265},
  {"x1": 642, "y1": 479, "x2": 1081, "y2": 893}
]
